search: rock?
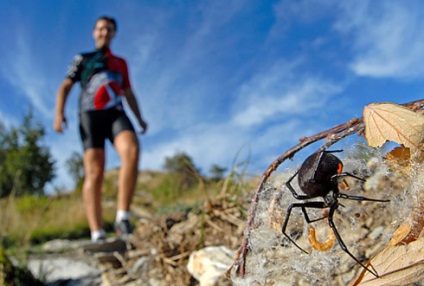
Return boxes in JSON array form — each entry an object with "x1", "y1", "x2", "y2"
[
  {"x1": 27, "y1": 256, "x2": 101, "y2": 285},
  {"x1": 187, "y1": 246, "x2": 235, "y2": 286},
  {"x1": 42, "y1": 239, "x2": 77, "y2": 252}
]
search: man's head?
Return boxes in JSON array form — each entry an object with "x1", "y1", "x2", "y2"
[{"x1": 93, "y1": 16, "x2": 117, "y2": 49}]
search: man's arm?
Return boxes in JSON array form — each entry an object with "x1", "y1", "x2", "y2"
[
  {"x1": 123, "y1": 88, "x2": 148, "y2": 134},
  {"x1": 54, "y1": 78, "x2": 74, "y2": 133}
]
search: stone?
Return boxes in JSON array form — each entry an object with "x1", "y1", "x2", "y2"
[
  {"x1": 187, "y1": 246, "x2": 235, "y2": 286},
  {"x1": 27, "y1": 256, "x2": 101, "y2": 285},
  {"x1": 42, "y1": 239, "x2": 76, "y2": 252}
]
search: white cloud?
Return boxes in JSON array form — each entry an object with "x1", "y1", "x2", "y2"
[
  {"x1": 142, "y1": 122, "x2": 248, "y2": 172},
  {"x1": 141, "y1": 108, "x2": 325, "y2": 176},
  {"x1": 0, "y1": 26, "x2": 54, "y2": 117},
  {"x1": 271, "y1": 0, "x2": 424, "y2": 79},
  {"x1": 141, "y1": 58, "x2": 341, "y2": 174},
  {"x1": 232, "y1": 59, "x2": 342, "y2": 127},
  {"x1": 2, "y1": 0, "x2": 385, "y2": 190},
  {"x1": 334, "y1": 1, "x2": 424, "y2": 79},
  {"x1": 125, "y1": 0, "x2": 249, "y2": 136}
]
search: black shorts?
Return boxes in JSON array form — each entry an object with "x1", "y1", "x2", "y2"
[{"x1": 79, "y1": 109, "x2": 136, "y2": 150}]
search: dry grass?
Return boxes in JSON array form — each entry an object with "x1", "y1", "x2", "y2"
[
  {"x1": 0, "y1": 192, "x2": 115, "y2": 246},
  {"x1": 0, "y1": 166, "x2": 256, "y2": 247}
]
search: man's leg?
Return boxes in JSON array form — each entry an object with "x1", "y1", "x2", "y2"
[
  {"x1": 113, "y1": 130, "x2": 139, "y2": 233},
  {"x1": 82, "y1": 148, "x2": 106, "y2": 239}
]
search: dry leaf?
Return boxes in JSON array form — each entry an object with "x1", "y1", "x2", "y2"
[
  {"x1": 268, "y1": 189, "x2": 284, "y2": 232},
  {"x1": 269, "y1": 209, "x2": 284, "y2": 232},
  {"x1": 350, "y1": 237, "x2": 424, "y2": 286},
  {"x1": 363, "y1": 103, "x2": 424, "y2": 154},
  {"x1": 388, "y1": 222, "x2": 412, "y2": 246},
  {"x1": 308, "y1": 224, "x2": 335, "y2": 251},
  {"x1": 339, "y1": 179, "x2": 350, "y2": 191},
  {"x1": 388, "y1": 163, "x2": 424, "y2": 245},
  {"x1": 384, "y1": 146, "x2": 411, "y2": 175}
]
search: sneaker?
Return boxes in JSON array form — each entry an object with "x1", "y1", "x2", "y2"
[
  {"x1": 91, "y1": 230, "x2": 107, "y2": 242},
  {"x1": 82, "y1": 238, "x2": 127, "y2": 253},
  {"x1": 114, "y1": 219, "x2": 133, "y2": 237},
  {"x1": 94, "y1": 234, "x2": 107, "y2": 242}
]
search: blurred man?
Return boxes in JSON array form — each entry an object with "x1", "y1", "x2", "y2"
[{"x1": 54, "y1": 16, "x2": 148, "y2": 242}]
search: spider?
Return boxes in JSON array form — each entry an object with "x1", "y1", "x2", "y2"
[{"x1": 282, "y1": 150, "x2": 389, "y2": 277}]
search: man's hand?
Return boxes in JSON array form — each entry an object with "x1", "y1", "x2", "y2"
[
  {"x1": 139, "y1": 119, "x2": 148, "y2": 135},
  {"x1": 54, "y1": 78, "x2": 74, "y2": 133},
  {"x1": 123, "y1": 88, "x2": 148, "y2": 135},
  {"x1": 54, "y1": 114, "x2": 67, "y2": 133}
]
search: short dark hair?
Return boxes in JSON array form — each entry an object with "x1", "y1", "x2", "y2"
[{"x1": 95, "y1": 16, "x2": 117, "y2": 32}]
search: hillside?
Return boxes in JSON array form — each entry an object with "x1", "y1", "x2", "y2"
[{"x1": 3, "y1": 151, "x2": 424, "y2": 285}]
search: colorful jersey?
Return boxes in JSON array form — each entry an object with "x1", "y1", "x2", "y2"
[{"x1": 66, "y1": 48, "x2": 131, "y2": 111}]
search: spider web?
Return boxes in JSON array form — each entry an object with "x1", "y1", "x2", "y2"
[{"x1": 231, "y1": 144, "x2": 408, "y2": 285}]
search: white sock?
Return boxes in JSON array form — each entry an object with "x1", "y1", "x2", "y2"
[
  {"x1": 115, "y1": 210, "x2": 130, "y2": 222},
  {"x1": 91, "y1": 229, "x2": 106, "y2": 241}
]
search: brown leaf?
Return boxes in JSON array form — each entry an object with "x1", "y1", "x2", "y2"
[
  {"x1": 339, "y1": 179, "x2": 350, "y2": 191},
  {"x1": 384, "y1": 146, "x2": 411, "y2": 175},
  {"x1": 363, "y1": 103, "x2": 424, "y2": 154},
  {"x1": 350, "y1": 237, "x2": 424, "y2": 286},
  {"x1": 388, "y1": 222, "x2": 412, "y2": 246}
]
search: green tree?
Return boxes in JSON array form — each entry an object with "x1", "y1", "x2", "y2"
[
  {"x1": 65, "y1": 151, "x2": 84, "y2": 190},
  {"x1": 209, "y1": 164, "x2": 227, "y2": 181},
  {"x1": 163, "y1": 152, "x2": 200, "y2": 188},
  {"x1": 0, "y1": 110, "x2": 55, "y2": 197}
]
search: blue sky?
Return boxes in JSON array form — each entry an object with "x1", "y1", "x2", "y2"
[{"x1": 1, "y1": 0, "x2": 424, "y2": 191}]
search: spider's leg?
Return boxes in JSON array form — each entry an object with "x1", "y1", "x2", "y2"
[
  {"x1": 338, "y1": 193, "x2": 390, "y2": 203},
  {"x1": 323, "y1": 150, "x2": 343, "y2": 154},
  {"x1": 327, "y1": 203, "x2": 380, "y2": 277},
  {"x1": 332, "y1": 172, "x2": 365, "y2": 182},
  {"x1": 333, "y1": 173, "x2": 389, "y2": 203},
  {"x1": 282, "y1": 201, "x2": 327, "y2": 254},
  {"x1": 299, "y1": 201, "x2": 330, "y2": 223},
  {"x1": 285, "y1": 171, "x2": 310, "y2": 200},
  {"x1": 302, "y1": 206, "x2": 328, "y2": 223}
]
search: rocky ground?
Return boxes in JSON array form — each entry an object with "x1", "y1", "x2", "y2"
[
  {"x1": 14, "y1": 155, "x2": 424, "y2": 286},
  {"x1": 25, "y1": 193, "x2": 246, "y2": 286}
]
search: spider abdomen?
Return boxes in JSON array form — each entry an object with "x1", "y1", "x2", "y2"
[{"x1": 297, "y1": 151, "x2": 342, "y2": 197}]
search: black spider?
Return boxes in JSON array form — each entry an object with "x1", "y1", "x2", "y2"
[{"x1": 282, "y1": 150, "x2": 389, "y2": 277}]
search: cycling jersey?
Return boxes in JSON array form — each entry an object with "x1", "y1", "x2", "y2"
[
  {"x1": 66, "y1": 47, "x2": 137, "y2": 149},
  {"x1": 66, "y1": 48, "x2": 131, "y2": 111}
]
